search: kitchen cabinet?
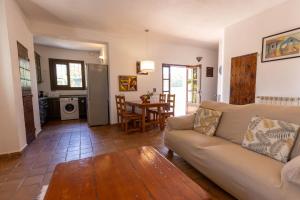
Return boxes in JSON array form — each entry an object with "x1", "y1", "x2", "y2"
[
  {"x1": 79, "y1": 97, "x2": 87, "y2": 119},
  {"x1": 47, "y1": 98, "x2": 61, "y2": 120},
  {"x1": 39, "y1": 98, "x2": 48, "y2": 126}
]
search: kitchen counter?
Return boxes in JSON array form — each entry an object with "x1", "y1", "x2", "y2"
[
  {"x1": 39, "y1": 95, "x2": 87, "y2": 99},
  {"x1": 38, "y1": 95, "x2": 87, "y2": 124}
]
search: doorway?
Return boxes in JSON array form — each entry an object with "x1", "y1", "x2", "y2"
[
  {"x1": 33, "y1": 36, "x2": 109, "y2": 128},
  {"x1": 18, "y1": 42, "x2": 36, "y2": 144},
  {"x1": 230, "y1": 53, "x2": 257, "y2": 105},
  {"x1": 162, "y1": 64, "x2": 201, "y2": 116}
]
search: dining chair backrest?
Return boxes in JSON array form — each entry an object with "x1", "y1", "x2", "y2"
[
  {"x1": 159, "y1": 94, "x2": 166, "y2": 103},
  {"x1": 167, "y1": 94, "x2": 175, "y2": 112},
  {"x1": 115, "y1": 95, "x2": 126, "y2": 114}
]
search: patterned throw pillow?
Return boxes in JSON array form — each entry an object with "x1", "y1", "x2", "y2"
[
  {"x1": 194, "y1": 107, "x2": 222, "y2": 136},
  {"x1": 242, "y1": 117, "x2": 300, "y2": 163}
]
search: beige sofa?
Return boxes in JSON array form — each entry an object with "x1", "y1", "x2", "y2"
[{"x1": 164, "y1": 101, "x2": 300, "y2": 200}]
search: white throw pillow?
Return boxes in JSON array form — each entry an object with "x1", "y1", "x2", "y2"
[
  {"x1": 194, "y1": 107, "x2": 222, "y2": 136},
  {"x1": 242, "y1": 116, "x2": 300, "y2": 163}
]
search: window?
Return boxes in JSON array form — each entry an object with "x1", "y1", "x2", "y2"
[
  {"x1": 49, "y1": 59, "x2": 85, "y2": 90},
  {"x1": 17, "y1": 42, "x2": 32, "y2": 94}
]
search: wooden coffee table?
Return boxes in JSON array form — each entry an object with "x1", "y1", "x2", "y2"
[{"x1": 45, "y1": 146, "x2": 210, "y2": 200}]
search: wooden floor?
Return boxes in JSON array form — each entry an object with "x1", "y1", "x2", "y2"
[{"x1": 0, "y1": 120, "x2": 235, "y2": 200}]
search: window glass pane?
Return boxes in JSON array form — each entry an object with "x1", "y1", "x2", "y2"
[
  {"x1": 188, "y1": 91, "x2": 192, "y2": 103},
  {"x1": 163, "y1": 80, "x2": 169, "y2": 91},
  {"x1": 69, "y1": 63, "x2": 82, "y2": 87},
  {"x1": 163, "y1": 67, "x2": 169, "y2": 79},
  {"x1": 192, "y1": 93, "x2": 197, "y2": 103},
  {"x1": 193, "y1": 68, "x2": 197, "y2": 79},
  {"x1": 187, "y1": 68, "x2": 192, "y2": 79},
  {"x1": 193, "y1": 80, "x2": 197, "y2": 91},
  {"x1": 56, "y1": 64, "x2": 68, "y2": 86},
  {"x1": 188, "y1": 80, "x2": 192, "y2": 90}
]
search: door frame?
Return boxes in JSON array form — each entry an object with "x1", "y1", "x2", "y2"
[{"x1": 162, "y1": 63, "x2": 202, "y2": 114}]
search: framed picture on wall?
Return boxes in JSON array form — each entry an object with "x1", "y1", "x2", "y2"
[
  {"x1": 119, "y1": 75, "x2": 137, "y2": 91},
  {"x1": 261, "y1": 27, "x2": 300, "y2": 62},
  {"x1": 206, "y1": 67, "x2": 214, "y2": 77}
]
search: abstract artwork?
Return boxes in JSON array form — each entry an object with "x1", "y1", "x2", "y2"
[
  {"x1": 119, "y1": 75, "x2": 137, "y2": 91},
  {"x1": 262, "y1": 27, "x2": 300, "y2": 62}
]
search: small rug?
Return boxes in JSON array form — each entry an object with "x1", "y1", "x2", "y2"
[{"x1": 36, "y1": 185, "x2": 48, "y2": 200}]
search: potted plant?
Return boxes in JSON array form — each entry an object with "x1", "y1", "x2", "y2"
[{"x1": 140, "y1": 91, "x2": 153, "y2": 103}]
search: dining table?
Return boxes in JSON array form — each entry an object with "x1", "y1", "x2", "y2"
[{"x1": 125, "y1": 100, "x2": 169, "y2": 132}]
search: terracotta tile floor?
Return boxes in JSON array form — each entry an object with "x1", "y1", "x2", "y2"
[{"x1": 0, "y1": 120, "x2": 235, "y2": 200}]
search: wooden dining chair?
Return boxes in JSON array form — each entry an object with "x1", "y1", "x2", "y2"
[
  {"x1": 163, "y1": 94, "x2": 175, "y2": 117},
  {"x1": 148, "y1": 94, "x2": 166, "y2": 122},
  {"x1": 159, "y1": 93, "x2": 167, "y2": 103},
  {"x1": 115, "y1": 95, "x2": 142, "y2": 133},
  {"x1": 156, "y1": 94, "x2": 176, "y2": 128},
  {"x1": 115, "y1": 95, "x2": 125, "y2": 125}
]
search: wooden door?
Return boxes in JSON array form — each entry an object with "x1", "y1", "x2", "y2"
[
  {"x1": 230, "y1": 53, "x2": 257, "y2": 105},
  {"x1": 23, "y1": 95, "x2": 36, "y2": 144},
  {"x1": 18, "y1": 42, "x2": 36, "y2": 144}
]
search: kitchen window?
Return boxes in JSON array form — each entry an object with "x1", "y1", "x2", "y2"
[{"x1": 49, "y1": 58, "x2": 85, "y2": 90}]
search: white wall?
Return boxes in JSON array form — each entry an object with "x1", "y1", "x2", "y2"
[
  {"x1": 220, "y1": 0, "x2": 300, "y2": 102},
  {"x1": 34, "y1": 44, "x2": 101, "y2": 96},
  {"x1": 0, "y1": 0, "x2": 21, "y2": 154},
  {"x1": 109, "y1": 39, "x2": 218, "y2": 123},
  {"x1": 29, "y1": 21, "x2": 218, "y2": 124},
  {"x1": 0, "y1": 0, "x2": 40, "y2": 154}
]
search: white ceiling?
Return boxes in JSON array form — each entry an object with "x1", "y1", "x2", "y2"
[
  {"x1": 34, "y1": 36, "x2": 105, "y2": 51},
  {"x1": 18, "y1": 0, "x2": 288, "y2": 48}
]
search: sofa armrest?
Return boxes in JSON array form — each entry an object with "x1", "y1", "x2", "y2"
[
  {"x1": 282, "y1": 156, "x2": 300, "y2": 186},
  {"x1": 166, "y1": 114, "x2": 195, "y2": 131}
]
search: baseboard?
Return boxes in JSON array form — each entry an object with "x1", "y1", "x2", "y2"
[
  {"x1": 0, "y1": 144, "x2": 27, "y2": 159},
  {"x1": 0, "y1": 151, "x2": 22, "y2": 159},
  {"x1": 20, "y1": 143, "x2": 27, "y2": 152},
  {"x1": 36, "y1": 127, "x2": 42, "y2": 136}
]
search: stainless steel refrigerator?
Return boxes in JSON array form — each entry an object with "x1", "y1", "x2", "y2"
[{"x1": 86, "y1": 64, "x2": 109, "y2": 126}]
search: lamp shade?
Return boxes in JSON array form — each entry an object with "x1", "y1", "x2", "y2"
[{"x1": 140, "y1": 60, "x2": 155, "y2": 73}]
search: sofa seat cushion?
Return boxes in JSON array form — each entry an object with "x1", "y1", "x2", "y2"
[
  {"x1": 164, "y1": 129, "x2": 286, "y2": 199},
  {"x1": 164, "y1": 130, "x2": 231, "y2": 153},
  {"x1": 196, "y1": 143, "x2": 284, "y2": 200}
]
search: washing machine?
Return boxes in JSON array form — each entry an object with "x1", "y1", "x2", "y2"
[{"x1": 60, "y1": 98, "x2": 79, "y2": 120}]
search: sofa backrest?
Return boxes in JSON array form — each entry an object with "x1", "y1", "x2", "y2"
[{"x1": 201, "y1": 101, "x2": 300, "y2": 160}]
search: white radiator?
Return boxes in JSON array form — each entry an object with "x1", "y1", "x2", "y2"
[{"x1": 256, "y1": 96, "x2": 300, "y2": 106}]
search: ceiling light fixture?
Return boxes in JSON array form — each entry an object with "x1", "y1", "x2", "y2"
[{"x1": 140, "y1": 29, "x2": 155, "y2": 73}]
